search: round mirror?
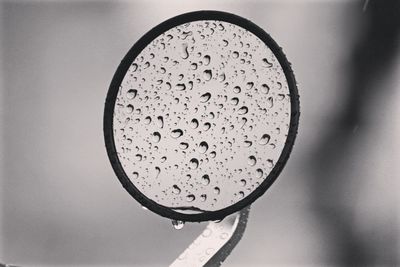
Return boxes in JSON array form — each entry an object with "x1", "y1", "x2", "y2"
[{"x1": 104, "y1": 11, "x2": 299, "y2": 222}]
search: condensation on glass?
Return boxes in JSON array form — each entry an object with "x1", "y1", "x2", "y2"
[{"x1": 113, "y1": 21, "x2": 291, "y2": 214}]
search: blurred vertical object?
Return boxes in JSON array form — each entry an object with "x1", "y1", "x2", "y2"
[{"x1": 308, "y1": 0, "x2": 400, "y2": 266}]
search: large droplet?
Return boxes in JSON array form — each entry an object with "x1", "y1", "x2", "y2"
[{"x1": 157, "y1": 116, "x2": 164, "y2": 128}]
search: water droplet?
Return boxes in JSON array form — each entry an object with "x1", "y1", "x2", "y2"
[
  {"x1": 244, "y1": 140, "x2": 252, "y2": 147},
  {"x1": 201, "y1": 174, "x2": 210, "y2": 185},
  {"x1": 191, "y1": 63, "x2": 198, "y2": 70},
  {"x1": 256, "y1": 168, "x2": 263, "y2": 179},
  {"x1": 266, "y1": 159, "x2": 274, "y2": 168},
  {"x1": 233, "y1": 86, "x2": 241, "y2": 94},
  {"x1": 175, "y1": 83, "x2": 186, "y2": 91},
  {"x1": 152, "y1": 132, "x2": 161, "y2": 143},
  {"x1": 248, "y1": 156, "x2": 257, "y2": 166},
  {"x1": 132, "y1": 172, "x2": 139, "y2": 179},
  {"x1": 157, "y1": 116, "x2": 164, "y2": 128},
  {"x1": 186, "y1": 194, "x2": 195, "y2": 202},
  {"x1": 259, "y1": 134, "x2": 270, "y2": 145},
  {"x1": 144, "y1": 116, "x2": 152, "y2": 125},
  {"x1": 203, "y1": 55, "x2": 211, "y2": 65},
  {"x1": 190, "y1": 118, "x2": 199, "y2": 129},
  {"x1": 180, "y1": 43, "x2": 189, "y2": 59},
  {"x1": 246, "y1": 82, "x2": 254, "y2": 90},
  {"x1": 172, "y1": 220, "x2": 185, "y2": 230},
  {"x1": 232, "y1": 51, "x2": 239, "y2": 58},
  {"x1": 171, "y1": 129, "x2": 183, "y2": 139},
  {"x1": 238, "y1": 106, "x2": 248, "y2": 115},
  {"x1": 172, "y1": 184, "x2": 181, "y2": 194},
  {"x1": 262, "y1": 58, "x2": 273, "y2": 68},
  {"x1": 266, "y1": 97, "x2": 274, "y2": 108},
  {"x1": 200, "y1": 92, "x2": 211, "y2": 103},
  {"x1": 127, "y1": 89, "x2": 137, "y2": 99},
  {"x1": 230, "y1": 97, "x2": 239, "y2": 106},
  {"x1": 189, "y1": 158, "x2": 199, "y2": 169},
  {"x1": 261, "y1": 84, "x2": 270, "y2": 94},
  {"x1": 199, "y1": 141, "x2": 209, "y2": 154},
  {"x1": 203, "y1": 122, "x2": 211, "y2": 131},
  {"x1": 179, "y1": 142, "x2": 189, "y2": 150},
  {"x1": 214, "y1": 187, "x2": 220, "y2": 195},
  {"x1": 154, "y1": 166, "x2": 161, "y2": 178},
  {"x1": 203, "y1": 70, "x2": 212, "y2": 81},
  {"x1": 240, "y1": 179, "x2": 247, "y2": 186},
  {"x1": 125, "y1": 104, "x2": 134, "y2": 114},
  {"x1": 200, "y1": 194, "x2": 207, "y2": 201}
]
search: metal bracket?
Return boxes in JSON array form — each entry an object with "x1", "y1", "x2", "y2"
[{"x1": 170, "y1": 206, "x2": 251, "y2": 267}]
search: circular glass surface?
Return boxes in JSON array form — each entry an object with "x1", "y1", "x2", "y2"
[{"x1": 104, "y1": 11, "x2": 299, "y2": 222}]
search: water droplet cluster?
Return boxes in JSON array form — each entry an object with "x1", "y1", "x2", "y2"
[{"x1": 113, "y1": 20, "x2": 291, "y2": 213}]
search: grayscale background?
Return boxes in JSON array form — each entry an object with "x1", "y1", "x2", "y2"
[{"x1": 0, "y1": 0, "x2": 399, "y2": 266}]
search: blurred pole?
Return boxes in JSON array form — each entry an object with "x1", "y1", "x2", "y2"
[{"x1": 308, "y1": 0, "x2": 400, "y2": 265}]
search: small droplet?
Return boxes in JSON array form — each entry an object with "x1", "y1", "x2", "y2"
[
  {"x1": 132, "y1": 172, "x2": 139, "y2": 179},
  {"x1": 189, "y1": 158, "x2": 199, "y2": 169},
  {"x1": 190, "y1": 118, "x2": 199, "y2": 129},
  {"x1": 172, "y1": 185, "x2": 181, "y2": 194},
  {"x1": 266, "y1": 97, "x2": 274, "y2": 108},
  {"x1": 186, "y1": 194, "x2": 195, "y2": 202},
  {"x1": 262, "y1": 58, "x2": 273, "y2": 68},
  {"x1": 261, "y1": 84, "x2": 270, "y2": 94},
  {"x1": 259, "y1": 134, "x2": 270, "y2": 145},
  {"x1": 233, "y1": 86, "x2": 241, "y2": 94},
  {"x1": 180, "y1": 43, "x2": 189, "y2": 59},
  {"x1": 214, "y1": 187, "x2": 220, "y2": 195},
  {"x1": 172, "y1": 220, "x2": 185, "y2": 230},
  {"x1": 179, "y1": 142, "x2": 189, "y2": 150},
  {"x1": 203, "y1": 70, "x2": 212, "y2": 81},
  {"x1": 232, "y1": 51, "x2": 239, "y2": 58},
  {"x1": 256, "y1": 169, "x2": 264, "y2": 179},
  {"x1": 203, "y1": 55, "x2": 211, "y2": 65},
  {"x1": 238, "y1": 106, "x2": 248, "y2": 115},
  {"x1": 230, "y1": 97, "x2": 239, "y2": 106},
  {"x1": 157, "y1": 116, "x2": 164, "y2": 128},
  {"x1": 152, "y1": 132, "x2": 161, "y2": 143},
  {"x1": 144, "y1": 116, "x2": 152, "y2": 125},
  {"x1": 248, "y1": 156, "x2": 257, "y2": 166},
  {"x1": 246, "y1": 82, "x2": 254, "y2": 90},
  {"x1": 125, "y1": 104, "x2": 134, "y2": 114},
  {"x1": 244, "y1": 140, "x2": 252, "y2": 147},
  {"x1": 171, "y1": 129, "x2": 183, "y2": 139},
  {"x1": 198, "y1": 141, "x2": 209, "y2": 154},
  {"x1": 175, "y1": 83, "x2": 186, "y2": 91},
  {"x1": 127, "y1": 89, "x2": 137, "y2": 99},
  {"x1": 200, "y1": 92, "x2": 212, "y2": 103},
  {"x1": 201, "y1": 174, "x2": 210, "y2": 185},
  {"x1": 203, "y1": 122, "x2": 211, "y2": 131}
]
